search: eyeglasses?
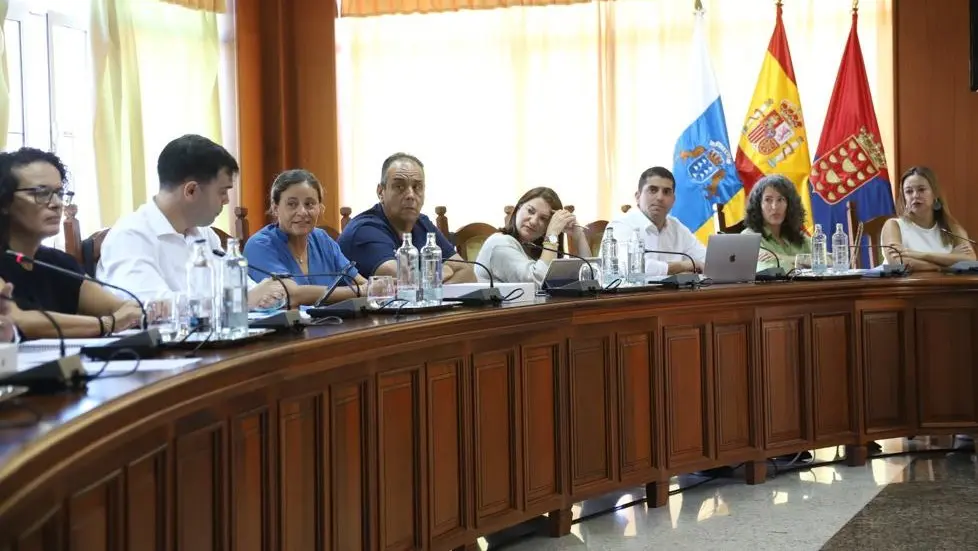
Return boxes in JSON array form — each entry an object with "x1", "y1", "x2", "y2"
[{"x1": 15, "y1": 186, "x2": 74, "y2": 206}]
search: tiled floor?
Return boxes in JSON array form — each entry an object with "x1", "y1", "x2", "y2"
[{"x1": 480, "y1": 437, "x2": 976, "y2": 550}]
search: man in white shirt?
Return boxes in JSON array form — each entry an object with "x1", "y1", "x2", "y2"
[
  {"x1": 97, "y1": 134, "x2": 287, "y2": 306},
  {"x1": 607, "y1": 166, "x2": 705, "y2": 275}
]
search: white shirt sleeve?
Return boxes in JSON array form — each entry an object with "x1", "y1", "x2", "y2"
[
  {"x1": 480, "y1": 234, "x2": 549, "y2": 287},
  {"x1": 98, "y1": 227, "x2": 177, "y2": 302},
  {"x1": 679, "y1": 226, "x2": 708, "y2": 269}
]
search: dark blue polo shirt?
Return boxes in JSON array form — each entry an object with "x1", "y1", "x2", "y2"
[{"x1": 338, "y1": 203, "x2": 456, "y2": 277}]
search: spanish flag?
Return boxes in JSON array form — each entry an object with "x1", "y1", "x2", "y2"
[{"x1": 726, "y1": 1, "x2": 814, "y2": 232}]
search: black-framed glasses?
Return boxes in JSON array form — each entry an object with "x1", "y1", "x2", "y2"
[{"x1": 15, "y1": 186, "x2": 74, "y2": 206}]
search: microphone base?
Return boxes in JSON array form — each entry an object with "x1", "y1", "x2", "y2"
[
  {"x1": 250, "y1": 310, "x2": 304, "y2": 331},
  {"x1": 659, "y1": 274, "x2": 701, "y2": 288},
  {"x1": 547, "y1": 280, "x2": 601, "y2": 297},
  {"x1": 755, "y1": 267, "x2": 788, "y2": 282},
  {"x1": 864, "y1": 264, "x2": 910, "y2": 278},
  {"x1": 82, "y1": 329, "x2": 163, "y2": 361},
  {"x1": 453, "y1": 287, "x2": 503, "y2": 306},
  {"x1": 307, "y1": 298, "x2": 370, "y2": 319},
  {"x1": 947, "y1": 260, "x2": 978, "y2": 274},
  {"x1": 0, "y1": 355, "x2": 85, "y2": 395}
]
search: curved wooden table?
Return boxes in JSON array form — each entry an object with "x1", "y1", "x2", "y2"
[{"x1": 2, "y1": 274, "x2": 977, "y2": 550}]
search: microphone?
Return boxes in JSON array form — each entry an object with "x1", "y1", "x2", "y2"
[
  {"x1": 307, "y1": 262, "x2": 367, "y2": 319},
  {"x1": 441, "y1": 258, "x2": 503, "y2": 305},
  {"x1": 4, "y1": 250, "x2": 161, "y2": 359},
  {"x1": 755, "y1": 244, "x2": 787, "y2": 281},
  {"x1": 641, "y1": 249, "x2": 702, "y2": 288},
  {"x1": 0, "y1": 293, "x2": 85, "y2": 394},
  {"x1": 522, "y1": 242, "x2": 600, "y2": 297},
  {"x1": 848, "y1": 244, "x2": 909, "y2": 277},
  {"x1": 938, "y1": 229, "x2": 978, "y2": 273}
]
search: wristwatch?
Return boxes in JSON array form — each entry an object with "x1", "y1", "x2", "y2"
[{"x1": 545, "y1": 234, "x2": 559, "y2": 247}]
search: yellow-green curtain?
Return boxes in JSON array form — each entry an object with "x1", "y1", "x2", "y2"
[
  {"x1": 91, "y1": 0, "x2": 147, "y2": 227},
  {"x1": 91, "y1": 0, "x2": 224, "y2": 228},
  {"x1": 159, "y1": 0, "x2": 227, "y2": 13},
  {"x1": 0, "y1": 0, "x2": 10, "y2": 151}
]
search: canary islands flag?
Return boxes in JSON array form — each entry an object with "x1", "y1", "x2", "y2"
[
  {"x1": 727, "y1": 2, "x2": 814, "y2": 232},
  {"x1": 672, "y1": 5, "x2": 743, "y2": 245},
  {"x1": 811, "y1": 7, "x2": 894, "y2": 267}
]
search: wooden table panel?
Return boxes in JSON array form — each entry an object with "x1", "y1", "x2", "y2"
[{"x1": 1, "y1": 275, "x2": 977, "y2": 550}]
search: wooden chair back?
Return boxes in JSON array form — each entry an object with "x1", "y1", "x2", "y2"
[
  {"x1": 234, "y1": 207, "x2": 250, "y2": 245},
  {"x1": 846, "y1": 200, "x2": 890, "y2": 268},
  {"x1": 319, "y1": 224, "x2": 341, "y2": 241},
  {"x1": 714, "y1": 203, "x2": 745, "y2": 234},
  {"x1": 80, "y1": 229, "x2": 111, "y2": 277},
  {"x1": 452, "y1": 222, "x2": 497, "y2": 261}
]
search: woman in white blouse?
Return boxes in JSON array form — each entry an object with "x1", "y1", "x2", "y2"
[
  {"x1": 881, "y1": 166, "x2": 975, "y2": 271},
  {"x1": 474, "y1": 187, "x2": 589, "y2": 287}
]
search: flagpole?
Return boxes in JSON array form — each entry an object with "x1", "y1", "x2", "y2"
[
  {"x1": 852, "y1": 0, "x2": 859, "y2": 14},
  {"x1": 694, "y1": 0, "x2": 703, "y2": 10}
]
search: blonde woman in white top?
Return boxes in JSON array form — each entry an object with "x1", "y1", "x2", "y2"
[
  {"x1": 474, "y1": 187, "x2": 589, "y2": 287},
  {"x1": 881, "y1": 166, "x2": 975, "y2": 271}
]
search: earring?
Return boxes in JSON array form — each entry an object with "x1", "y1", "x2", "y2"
[{"x1": 934, "y1": 199, "x2": 943, "y2": 211}]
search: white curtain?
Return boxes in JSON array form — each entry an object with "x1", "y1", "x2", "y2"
[{"x1": 335, "y1": 0, "x2": 893, "y2": 228}]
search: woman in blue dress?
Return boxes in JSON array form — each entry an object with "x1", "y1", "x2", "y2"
[{"x1": 244, "y1": 169, "x2": 367, "y2": 306}]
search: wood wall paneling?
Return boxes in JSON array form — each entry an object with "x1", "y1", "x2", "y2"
[
  {"x1": 425, "y1": 358, "x2": 468, "y2": 549},
  {"x1": 278, "y1": 395, "x2": 321, "y2": 551},
  {"x1": 811, "y1": 312, "x2": 858, "y2": 444},
  {"x1": 659, "y1": 320, "x2": 712, "y2": 471},
  {"x1": 520, "y1": 342, "x2": 562, "y2": 512},
  {"x1": 378, "y1": 368, "x2": 424, "y2": 551},
  {"x1": 175, "y1": 423, "x2": 227, "y2": 551},
  {"x1": 616, "y1": 329, "x2": 657, "y2": 483},
  {"x1": 331, "y1": 381, "x2": 371, "y2": 550},
  {"x1": 895, "y1": 0, "x2": 978, "y2": 236},
  {"x1": 126, "y1": 448, "x2": 168, "y2": 551}
]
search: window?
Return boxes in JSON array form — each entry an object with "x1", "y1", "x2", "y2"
[{"x1": 4, "y1": 0, "x2": 98, "y2": 242}]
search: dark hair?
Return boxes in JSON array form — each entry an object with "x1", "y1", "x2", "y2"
[
  {"x1": 0, "y1": 148, "x2": 69, "y2": 247},
  {"x1": 157, "y1": 134, "x2": 239, "y2": 190},
  {"x1": 379, "y1": 152, "x2": 424, "y2": 186},
  {"x1": 898, "y1": 166, "x2": 959, "y2": 247},
  {"x1": 745, "y1": 174, "x2": 807, "y2": 246},
  {"x1": 637, "y1": 166, "x2": 675, "y2": 192},
  {"x1": 502, "y1": 187, "x2": 563, "y2": 260},
  {"x1": 268, "y1": 169, "x2": 323, "y2": 214}
]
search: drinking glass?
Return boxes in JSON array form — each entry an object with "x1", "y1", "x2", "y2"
[
  {"x1": 367, "y1": 276, "x2": 396, "y2": 309},
  {"x1": 794, "y1": 253, "x2": 812, "y2": 271}
]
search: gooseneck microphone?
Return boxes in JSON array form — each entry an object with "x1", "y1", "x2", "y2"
[
  {"x1": 938, "y1": 229, "x2": 978, "y2": 273},
  {"x1": 5, "y1": 250, "x2": 162, "y2": 359},
  {"x1": 0, "y1": 293, "x2": 85, "y2": 394},
  {"x1": 441, "y1": 257, "x2": 504, "y2": 305},
  {"x1": 755, "y1": 244, "x2": 787, "y2": 281},
  {"x1": 848, "y1": 244, "x2": 909, "y2": 277},
  {"x1": 642, "y1": 249, "x2": 702, "y2": 288},
  {"x1": 6, "y1": 250, "x2": 151, "y2": 330},
  {"x1": 522, "y1": 242, "x2": 600, "y2": 297}
]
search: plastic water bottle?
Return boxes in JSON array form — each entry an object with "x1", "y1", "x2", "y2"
[
  {"x1": 811, "y1": 224, "x2": 828, "y2": 275},
  {"x1": 395, "y1": 233, "x2": 420, "y2": 304},
  {"x1": 420, "y1": 232, "x2": 443, "y2": 304},
  {"x1": 831, "y1": 223, "x2": 850, "y2": 273},
  {"x1": 600, "y1": 227, "x2": 620, "y2": 286},
  {"x1": 220, "y1": 238, "x2": 250, "y2": 338},
  {"x1": 627, "y1": 228, "x2": 644, "y2": 285},
  {"x1": 187, "y1": 239, "x2": 215, "y2": 333}
]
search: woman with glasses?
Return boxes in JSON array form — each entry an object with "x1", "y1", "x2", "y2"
[
  {"x1": 0, "y1": 148, "x2": 143, "y2": 338},
  {"x1": 243, "y1": 169, "x2": 367, "y2": 305}
]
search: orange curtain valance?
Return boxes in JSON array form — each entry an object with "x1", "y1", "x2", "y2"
[
  {"x1": 159, "y1": 0, "x2": 227, "y2": 13},
  {"x1": 341, "y1": 0, "x2": 592, "y2": 18}
]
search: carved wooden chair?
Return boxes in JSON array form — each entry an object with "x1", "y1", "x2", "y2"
[
  {"x1": 714, "y1": 203, "x2": 745, "y2": 234},
  {"x1": 846, "y1": 200, "x2": 890, "y2": 268},
  {"x1": 453, "y1": 223, "x2": 498, "y2": 261}
]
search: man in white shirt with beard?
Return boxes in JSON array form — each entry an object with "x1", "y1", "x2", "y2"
[{"x1": 607, "y1": 166, "x2": 705, "y2": 275}]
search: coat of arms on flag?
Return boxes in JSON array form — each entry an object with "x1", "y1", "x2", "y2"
[
  {"x1": 810, "y1": 127, "x2": 887, "y2": 205},
  {"x1": 677, "y1": 140, "x2": 736, "y2": 201}
]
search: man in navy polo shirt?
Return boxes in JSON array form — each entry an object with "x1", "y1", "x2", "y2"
[{"x1": 339, "y1": 153, "x2": 475, "y2": 282}]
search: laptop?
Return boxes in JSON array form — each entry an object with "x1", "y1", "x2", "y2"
[
  {"x1": 543, "y1": 257, "x2": 600, "y2": 288},
  {"x1": 702, "y1": 233, "x2": 762, "y2": 284}
]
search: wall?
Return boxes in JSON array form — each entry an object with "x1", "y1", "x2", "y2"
[
  {"x1": 232, "y1": 0, "x2": 978, "y2": 237},
  {"x1": 895, "y1": 0, "x2": 978, "y2": 234},
  {"x1": 235, "y1": 0, "x2": 341, "y2": 233}
]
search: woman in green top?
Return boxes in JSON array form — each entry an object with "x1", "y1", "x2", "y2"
[{"x1": 741, "y1": 174, "x2": 811, "y2": 271}]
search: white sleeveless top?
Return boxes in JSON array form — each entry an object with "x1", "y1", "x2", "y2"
[{"x1": 893, "y1": 218, "x2": 952, "y2": 255}]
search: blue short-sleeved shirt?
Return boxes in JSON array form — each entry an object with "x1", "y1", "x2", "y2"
[
  {"x1": 243, "y1": 223, "x2": 359, "y2": 286},
  {"x1": 338, "y1": 203, "x2": 456, "y2": 277}
]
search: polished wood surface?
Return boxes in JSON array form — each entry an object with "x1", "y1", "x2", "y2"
[{"x1": 2, "y1": 274, "x2": 978, "y2": 549}]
